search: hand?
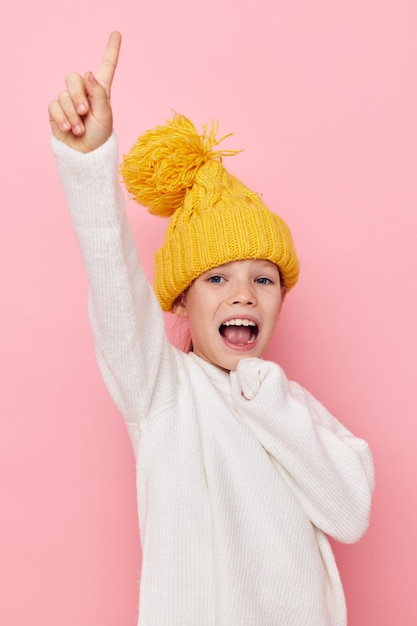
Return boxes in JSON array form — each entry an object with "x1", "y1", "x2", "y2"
[{"x1": 48, "y1": 31, "x2": 121, "y2": 153}]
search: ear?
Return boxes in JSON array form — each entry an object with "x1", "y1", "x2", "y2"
[{"x1": 172, "y1": 294, "x2": 189, "y2": 318}]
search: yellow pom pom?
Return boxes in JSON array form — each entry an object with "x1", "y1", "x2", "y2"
[{"x1": 120, "y1": 114, "x2": 238, "y2": 217}]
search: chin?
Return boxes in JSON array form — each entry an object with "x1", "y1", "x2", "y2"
[{"x1": 218, "y1": 353, "x2": 257, "y2": 373}]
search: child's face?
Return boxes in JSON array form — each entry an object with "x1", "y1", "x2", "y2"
[{"x1": 175, "y1": 259, "x2": 285, "y2": 371}]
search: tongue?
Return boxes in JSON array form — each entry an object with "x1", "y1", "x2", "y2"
[{"x1": 222, "y1": 326, "x2": 253, "y2": 345}]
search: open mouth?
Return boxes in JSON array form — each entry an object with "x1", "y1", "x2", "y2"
[{"x1": 219, "y1": 318, "x2": 259, "y2": 346}]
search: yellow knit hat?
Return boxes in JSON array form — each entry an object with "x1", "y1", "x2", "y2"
[{"x1": 120, "y1": 114, "x2": 299, "y2": 311}]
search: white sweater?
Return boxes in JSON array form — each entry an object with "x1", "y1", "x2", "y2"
[{"x1": 52, "y1": 133, "x2": 374, "y2": 626}]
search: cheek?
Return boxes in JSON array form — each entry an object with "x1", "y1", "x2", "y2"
[
  {"x1": 267, "y1": 299, "x2": 284, "y2": 330},
  {"x1": 185, "y1": 305, "x2": 207, "y2": 339}
]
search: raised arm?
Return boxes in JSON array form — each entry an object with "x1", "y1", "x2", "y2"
[
  {"x1": 49, "y1": 33, "x2": 177, "y2": 449},
  {"x1": 48, "y1": 31, "x2": 121, "y2": 153}
]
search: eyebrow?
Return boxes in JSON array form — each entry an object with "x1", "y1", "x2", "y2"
[
  {"x1": 250, "y1": 260, "x2": 280, "y2": 273},
  {"x1": 202, "y1": 261, "x2": 280, "y2": 279}
]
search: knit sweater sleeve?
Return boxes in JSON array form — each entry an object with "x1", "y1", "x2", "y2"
[
  {"x1": 51, "y1": 134, "x2": 177, "y2": 445},
  {"x1": 232, "y1": 358, "x2": 375, "y2": 544}
]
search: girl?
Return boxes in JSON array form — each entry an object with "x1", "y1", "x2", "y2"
[{"x1": 49, "y1": 31, "x2": 374, "y2": 626}]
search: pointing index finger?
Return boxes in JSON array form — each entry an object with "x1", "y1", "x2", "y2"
[{"x1": 96, "y1": 31, "x2": 122, "y2": 95}]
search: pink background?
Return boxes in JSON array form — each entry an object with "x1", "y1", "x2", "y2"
[{"x1": 1, "y1": 0, "x2": 416, "y2": 624}]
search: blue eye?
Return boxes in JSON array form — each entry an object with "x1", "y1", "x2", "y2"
[
  {"x1": 255, "y1": 277, "x2": 273, "y2": 285},
  {"x1": 207, "y1": 275, "x2": 225, "y2": 284}
]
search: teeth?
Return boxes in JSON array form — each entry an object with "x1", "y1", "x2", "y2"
[{"x1": 222, "y1": 319, "x2": 256, "y2": 327}]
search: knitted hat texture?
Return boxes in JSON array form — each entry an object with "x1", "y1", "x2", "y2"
[{"x1": 120, "y1": 114, "x2": 299, "y2": 311}]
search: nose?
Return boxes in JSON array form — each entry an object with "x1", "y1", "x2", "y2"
[{"x1": 230, "y1": 281, "x2": 257, "y2": 306}]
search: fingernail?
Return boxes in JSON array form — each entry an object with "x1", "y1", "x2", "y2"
[
  {"x1": 61, "y1": 122, "x2": 70, "y2": 131},
  {"x1": 77, "y1": 103, "x2": 87, "y2": 114},
  {"x1": 73, "y1": 124, "x2": 83, "y2": 135}
]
